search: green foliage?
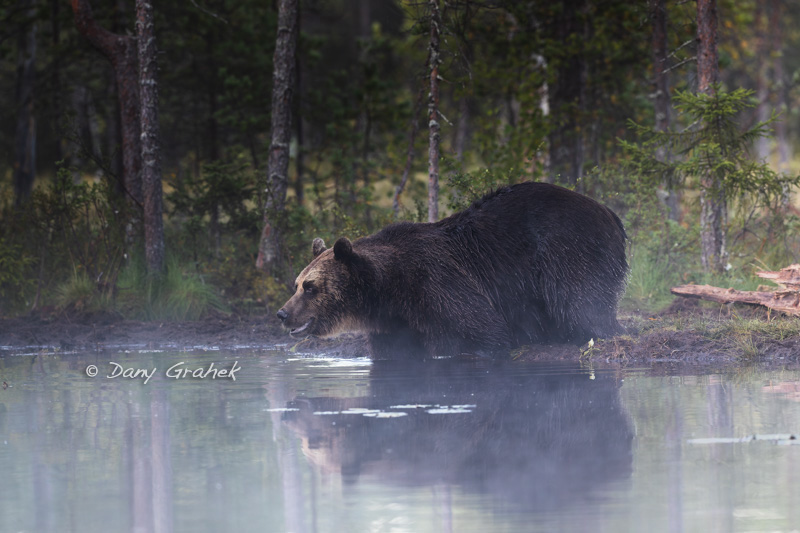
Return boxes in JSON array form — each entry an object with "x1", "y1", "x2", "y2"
[
  {"x1": 158, "y1": 0, "x2": 276, "y2": 162},
  {"x1": 621, "y1": 87, "x2": 799, "y2": 208},
  {"x1": 169, "y1": 159, "x2": 260, "y2": 230},
  {"x1": 117, "y1": 257, "x2": 227, "y2": 321},
  {"x1": 55, "y1": 269, "x2": 107, "y2": 313},
  {"x1": 299, "y1": 20, "x2": 410, "y2": 231},
  {"x1": 0, "y1": 237, "x2": 36, "y2": 314},
  {"x1": 446, "y1": 166, "x2": 520, "y2": 211},
  {"x1": 165, "y1": 157, "x2": 275, "y2": 308},
  {"x1": 0, "y1": 165, "x2": 128, "y2": 312},
  {"x1": 621, "y1": 220, "x2": 690, "y2": 313},
  {"x1": 160, "y1": 264, "x2": 227, "y2": 321},
  {"x1": 607, "y1": 174, "x2": 695, "y2": 311},
  {"x1": 464, "y1": 1, "x2": 652, "y2": 174},
  {"x1": 36, "y1": 167, "x2": 129, "y2": 290},
  {"x1": 4, "y1": 0, "x2": 800, "y2": 324},
  {"x1": 605, "y1": 86, "x2": 800, "y2": 309},
  {"x1": 257, "y1": 275, "x2": 292, "y2": 315}
]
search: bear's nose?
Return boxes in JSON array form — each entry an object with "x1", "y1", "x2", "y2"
[{"x1": 277, "y1": 309, "x2": 289, "y2": 322}]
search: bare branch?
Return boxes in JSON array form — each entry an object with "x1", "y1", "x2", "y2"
[
  {"x1": 666, "y1": 39, "x2": 694, "y2": 61},
  {"x1": 189, "y1": 0, "x2": 229, "y2": 24},
  {"x1": 662, "y1": 55, "x2": 696, "y2": 74}
]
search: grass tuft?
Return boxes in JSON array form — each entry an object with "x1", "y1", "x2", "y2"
[
  {"x1": 55, "y1": 270, "x2": 106, "y2": 312},
  {"x1": 117, "y1": 257, "x2": 228, "y2": 320},
  {"x1": 622, "y1": 247, "x2": 680, "y2": 313}
]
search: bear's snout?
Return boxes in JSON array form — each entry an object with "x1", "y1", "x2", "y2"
[{"x1": 277, "y1": 308, "x2": 289, "y2": 322}]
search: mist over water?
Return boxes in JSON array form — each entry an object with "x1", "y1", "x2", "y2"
[{"x1": 0, "y1": 349, "x2": 799, "y2": 532}]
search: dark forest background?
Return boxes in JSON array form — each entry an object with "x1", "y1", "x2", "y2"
[{"x1": 1, "y1": 0, "x2": 799, "y2": 319}]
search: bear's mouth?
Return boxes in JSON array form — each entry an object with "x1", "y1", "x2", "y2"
[{"x1": 290, "y1": 318, "x2": 315, "y2": 336}]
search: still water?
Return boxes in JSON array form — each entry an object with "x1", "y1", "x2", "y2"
[{"x1": 0, "y1": 347, "x2": 799, "y2": 533}]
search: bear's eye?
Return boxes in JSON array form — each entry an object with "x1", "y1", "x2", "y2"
[{"x1": 303, "y1": 282, "x2": 317, "y2": 296}]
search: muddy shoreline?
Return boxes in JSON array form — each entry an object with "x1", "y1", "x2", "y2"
[{"x1": 1, "y1": 302, "x2": 799, "y2": 366}]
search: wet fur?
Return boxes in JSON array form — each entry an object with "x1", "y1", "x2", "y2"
[{"x1": 281, "y1": 182, "x2": 628, "y2": 359}]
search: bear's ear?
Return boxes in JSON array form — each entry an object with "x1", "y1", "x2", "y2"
[
  {"x1": 333, "y1": 237, "x2": 356, "y2": 264},
  {"x1": 312, "y1": 238, "x2": 327, "y2": 258}
]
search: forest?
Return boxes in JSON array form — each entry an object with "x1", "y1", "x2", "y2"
[{"x1": 1, "y1": 0, "x2": 799, "y2": 321}]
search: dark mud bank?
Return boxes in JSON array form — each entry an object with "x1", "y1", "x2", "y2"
[{"x1": 1, "y1": 303, "x2": 799, "y2": 366}]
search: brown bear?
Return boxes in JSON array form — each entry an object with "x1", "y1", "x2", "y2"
[{"x1": 277, "y1": 182, "x2": 627, "y2": 358}]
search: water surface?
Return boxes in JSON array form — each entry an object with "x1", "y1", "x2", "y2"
[{"x1": 0, "y1": 348, "x2": 799, "y2": 532}]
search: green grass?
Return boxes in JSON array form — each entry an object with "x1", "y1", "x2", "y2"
[
  {"x1": 705, "y1": 313, "x2": 800, "y2": 342},
  {"x1": 621, "y1": 237, "x2": 795, "y2": 316},
  {"x1": 55, "y1": 270, "x2": 111, "y2": 313},
  {"x1": 161, "y1": 263, "x2": 227, "y2": 320},
  {"x1": 116, "y1": 257, "x2": 228, "y2": 320},
  {"x1": 623, "y1": 308, "x2": 800, "y2": 359},
  {"x1": 621, "y1": 247, "x2": 680, "y2": 313}
]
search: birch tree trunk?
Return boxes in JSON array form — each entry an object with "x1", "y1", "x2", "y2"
[
  {"x1": 136, "y1": 0, "x2": 165, "y2": 276},
  {"x1": 71, "y1": 0, "x2": 142, "y2": 207},
  {"x1": 696, "y1": 0, "x2": 726, "y2": 274},
  {"x1": 427, "y1": 0, "x2": 442, "y2": 223},
  {"x1": 13, "y1": 0, "x2": 37, "y2": 207},
  {"x1": 256, "y1": 0, "x2": 298, "y2": 272}
]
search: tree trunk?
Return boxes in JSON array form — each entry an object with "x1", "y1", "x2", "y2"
[
  {"x1": 651, "y1": 0, "x2": 669, "y2": 134},
  {"x1": 392, "y1": 83, "x2": 425, "y2": 217},
  {"x1": 106, "y1": 69, "x2": 124, "y2": 193},
  {"x1": 358, "y1": 0, "x2": 372, "y2": 229},
  {"x1": 534, "y1": 54, "x2": 550, "y2": 175},
  {"x1": 453, "y1": 96, "x2": 470, "y2": 163},
  {"x1": 105, "y1": 0, "x2": 128, "y2": 197},
  {"x1": 651, "y1": 0, "x2": 680, "y2": 221},
  {"x1": 293, "y1": 14, "x2": 304, "y2": 207},
  {"x1": 547, "y1": 0, "x2": 586, "y2": 187},
  {"x1": 51, "y1": 0, "x2": 64, "y2": 165},
  {"x1": 696, "y1": 0, "x2": 719, "y2": 94},
  {"x1": 769, "y1": 0, "x2": 790, "y2": 177},
  {"x1": 13, "y1": 0, "x2": 37, "y2": 207},
  {"x1": 206, "y1": 35, "x2": 220, "y2": 162},
  {"x1": 256, "y1": 0, "x2": 299, "y2": 272},
  {"x1": 71, "y1": 0, "x2": 143, "y2": 208},
  {"x1": 69, "y1": 84, "x2": 104, "y2": 182},
  {"x1": 69, "y1": 85, "x2": 88, "y2": 181},
  {"x1": 206, "y1": 44, "x2": 221, "y2": 258},
  {"x1": 696, "y1": 0, "x2": 726, "y2": 273},
  {"x1": 427, "y1": 0, "x2": 442, "y2": 223},
  {"x1": 136, "y1": 0, "x2": 165, "y2": 277},
  {"x1": 361, "y1": 108, "x2": 373, "y2": 229},
  {"x1": 754, "y1": 1, "x2": 770, "y2": 162}
]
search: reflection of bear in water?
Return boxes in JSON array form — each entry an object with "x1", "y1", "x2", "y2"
[
  {"x1": 278, "y1": 182, "x2": 628, "y2": 359},
  {"x1": 283, "y1": 360, "x2": 633, "y2": 513}
]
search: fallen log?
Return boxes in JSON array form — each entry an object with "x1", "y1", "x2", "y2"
[
  {"x1": 671, "y1": 266, "x2": 800, "y2": 316},
  {"x1": 756, "y1": 264, "x2": 800, "y2": 291}
]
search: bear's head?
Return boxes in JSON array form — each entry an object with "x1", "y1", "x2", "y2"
[{"x1": 277, "y1": 237, "x2": 371, "y2": 338}]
